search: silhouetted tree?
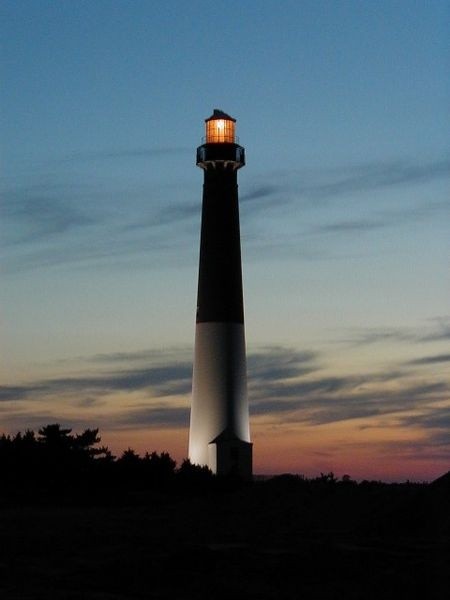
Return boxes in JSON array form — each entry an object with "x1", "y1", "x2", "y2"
[
  {"x1": 317, "y1": 472, "x2": 337, "y2": 484},
  {"x1": 118, "y1": 448, "x2": 141, "y2": 463},
  {"x1": 0, "y1": 424, "x2": 117, "y2": 500},
  {"x1": 176, "y1": 459, "x2": 213, "y2": 489},
  {"x1": 38, "y1": 424, "x2": 72, "y2": 446},
  {"x1": 143, "y1": 451, "x2": 176, "y2": 483}
]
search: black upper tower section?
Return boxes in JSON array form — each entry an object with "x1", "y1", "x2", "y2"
[{"x1": 196, "y1": 110, "x2": 246, "y2": 324}]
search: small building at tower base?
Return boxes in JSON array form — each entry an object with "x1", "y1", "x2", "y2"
[{"x1": 208, "y1": 429, "x2": 252, "y2": 480}]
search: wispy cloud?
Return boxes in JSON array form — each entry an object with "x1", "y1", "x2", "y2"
[
  {"x1": 339, "y1": 319, "x2": 450, "y2": 347},
  {"x1": 0, "y1": 385, "x2": 42, "y2": 402},
  {"x1": 251, "y1": 380, "x2": 449, "y2": 426},
  {"x1": 315, "y1": 219, "x2": 387, "y2": 234},
  {"x1": 240, "y1": 186, "x2": 280, "y2": 203},
  {"x1": 1, "y1": 194, "x2": 97, "y2": 245},
  {"x1": 313, "y1": 198, "x2": 448, "y2": 237},
  {"x1": 2, "y1": 157, "x2": 448, "y2": 272},
  {"x1": 0, "y1": 412, "x2": 96, "y2": 434},
  {"x1": 407, "y1": 353, "x2": 450, "y2": 366},
  {"x1": 2, "y1": 346, "x2": 448, "y2": 435},
  {"x1": 234, "y1": 157, "x2": 450, "y2": 261},
  {"x1": 401, "y1": 406, "x2": 450, "y2": 433},
  {"x1": 60, "y1": 147, "x2": 190, "y2": 162},
  {"x1": 274, "y1": 157, "x2": 448, "y2": 201},
  {"x1": 0, "y1": 363, "x2": 192, "y2": 402},
  {"x1": 382, "y1": 407, "x2": 450, "y2": 461},
  {"x1": 339, "y1": 327, "x2": 418, "y2": 347},
  {"x1": 246, "y1": 346, "x2": 449, "y2": 425},
  {"x1": 296, "y1": 159, "x2": 450, "y2": 201},
  {"x1": 247, "y1": 347, "x2": 318, "y2": 381},
  {"x1": 149, "y1": 202, "x2": 199, "y2": 228},
  {"x1": 114, "y1": 406, "x2": 189, "y2": 429},
  {"x1": 421, "y1": 317, "x2": 450, "y2": 342},
  {"x1": 244, "y1": 158, "x2": 450, "y2": 216},
  {"x1": 82, "y1": 347, "x2": 192, "y2": 365}
]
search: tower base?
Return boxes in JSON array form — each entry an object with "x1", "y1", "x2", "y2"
[{"x1": 189, "y1": 322, "x2": 250, "y2": 467}]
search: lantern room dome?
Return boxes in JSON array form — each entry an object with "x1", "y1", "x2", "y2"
[{"x1": 205, "y1": 109, "x2": 236, "y2": 123}]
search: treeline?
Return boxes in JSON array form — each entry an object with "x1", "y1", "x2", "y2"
[
  {"x1": 0, "y1": 424, "x2": 213, "y2": 502},
  {"x1": 1, "y1": 424, "x2": 448, "y2": 512}
]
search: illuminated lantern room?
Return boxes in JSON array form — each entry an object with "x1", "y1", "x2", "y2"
[
  {"x1": 205, "y1": 109, "x2": 236, "y2": 143},
  {"x1": 197, "y1": 109, "x2": 244, "y2": 169}
]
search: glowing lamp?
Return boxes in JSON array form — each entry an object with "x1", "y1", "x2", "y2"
[{"x1": 205, "y1": 109, "x2": 236, "y2": 143}]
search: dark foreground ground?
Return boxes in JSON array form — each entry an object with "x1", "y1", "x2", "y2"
[{"x1": 1, "y1": 475, "x2": 449, "y2": 600}]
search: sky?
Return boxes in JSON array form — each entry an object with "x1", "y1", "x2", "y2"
[{"x1": 1, "y1": 0, "x2": 449, "y2": 481}]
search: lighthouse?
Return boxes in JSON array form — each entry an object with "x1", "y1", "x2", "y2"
[{"x1": 188, "y1": 110, "x2": 252, "y2": 479}]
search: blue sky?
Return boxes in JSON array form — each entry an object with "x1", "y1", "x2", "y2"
[{"x1": 1, "y1": 1, "x2": 449, "y2": 480}]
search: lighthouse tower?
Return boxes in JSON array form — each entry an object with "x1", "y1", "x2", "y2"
[{"x1": 188, "y1": 110, "x2": 252, "y2": 479}]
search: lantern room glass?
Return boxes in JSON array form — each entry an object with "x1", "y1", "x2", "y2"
[{"x1": 206, "y1": 118, "x2": 235, "y2": 144}]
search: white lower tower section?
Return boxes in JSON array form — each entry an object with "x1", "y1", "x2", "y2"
[{"x1": 189, "y1": 322, "x2": 250, "y2": 468}]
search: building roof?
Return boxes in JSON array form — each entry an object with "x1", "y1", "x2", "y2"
[
  {"x1": 209, "y1": 427, "x2": 251, "y2": 444},
  {"x1": 205, "y1": 109, "x2": 236, "y2": 123}
]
